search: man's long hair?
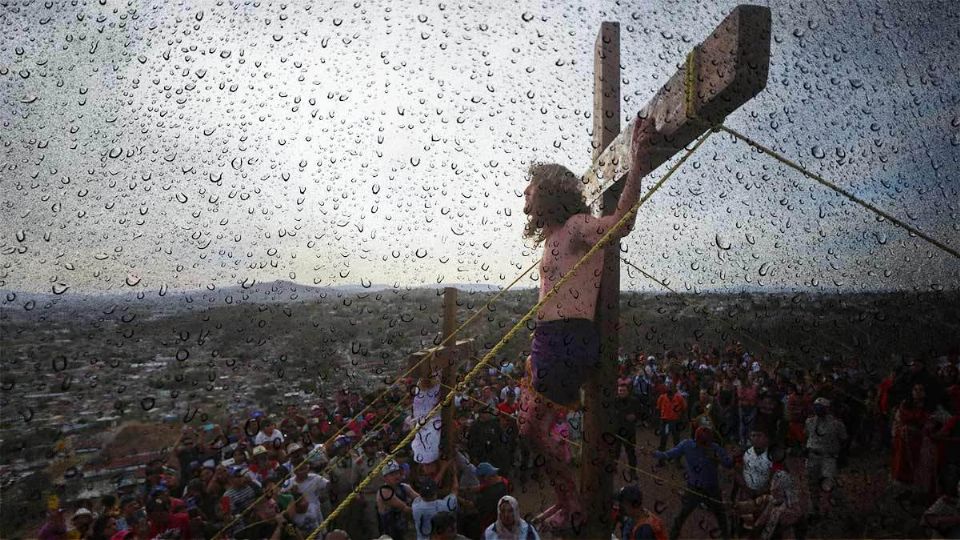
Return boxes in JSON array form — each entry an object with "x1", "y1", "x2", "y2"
[{"x1": 523, "y1": 163, "x2": 589, "y2": 245}]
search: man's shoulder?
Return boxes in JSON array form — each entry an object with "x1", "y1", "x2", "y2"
[
  {"x1": 555, "y1": 212, "x2": 596, "y2": 236},
  {"x1": 563, "y1": 212, "x2": 595, "y2": 225}
]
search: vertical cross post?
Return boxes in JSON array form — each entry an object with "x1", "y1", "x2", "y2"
[
  {"x1": 580, "y1": 21, "x2": 621, "y2": 536},
  {"x1": 439, "y1": 287, "x2": 457, "y2": 461}
]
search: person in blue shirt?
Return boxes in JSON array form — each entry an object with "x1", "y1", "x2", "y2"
[{"x1": 652, "y1": 426, "x2": 732, "y2": 540}]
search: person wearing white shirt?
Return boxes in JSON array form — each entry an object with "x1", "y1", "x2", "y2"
[
  {"x1": 412, "y1": 476, "x2": 459, "y2": 540},
  {"x1": 499, "y1": 384, "x2": 521, "y2": 403},
  {"x1": 253, "y1": 418, "x2": 285, "y2": 447},
  {"x1": 742, "y1": 429, "x2": 773, "y2": 493},
  {"x1": 283, "y1": 466, "x2": 330, "y2": 517}
]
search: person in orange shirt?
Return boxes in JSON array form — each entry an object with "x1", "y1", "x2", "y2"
[
  {"x1": 617, "y1": 484, "x2": 667, "y2": 540},
  {"x1": 657, "y1": 383, "x2": 687, "y2": 466}
]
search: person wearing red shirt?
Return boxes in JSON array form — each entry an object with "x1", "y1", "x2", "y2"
[
  {"x1": 656, "y1": 383, "x2": 687, "y2": 466},
  {"x1": 877, "y1": 371, "x2": 896, "y2": 449},
  {"x1": 497, "y1": 391, "x2": 519, "y2": 416},
  {"x1": 146, "y1": 497, "x2": 191, "y2": 540}
]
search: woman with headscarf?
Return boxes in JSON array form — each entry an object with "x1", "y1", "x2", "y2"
[{"x1": 484, "y1": 495, "x2": 540, "y2": 540}]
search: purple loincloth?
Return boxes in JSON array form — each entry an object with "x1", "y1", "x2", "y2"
[{"x1": 528, "y1": 318, "x2": 600, "y2": 408}]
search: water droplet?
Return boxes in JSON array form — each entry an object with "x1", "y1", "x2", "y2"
[
  {"x1": 715, "y1": 234, "x2": 731, "y2": 250},
  {"x1": 758, "y1": 262, "x2": 771, "y2": 276},
  {"x1": 521, "y1": 12, "x2": 534, "y2": 22},
  {"x1": 415, "y1": 248, "x2": 428, "y2": 258},
  {"x1": 125, "y1": 274, "x2": 141, "y2": 286},
  {"x1": 810, "y1": 146, "x2": 826, "y2": 159},
  {"x1": 52, "y1": 283, "x2": 69, "y2": 295}
]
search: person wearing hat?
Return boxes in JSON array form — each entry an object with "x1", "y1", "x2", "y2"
[
  {"x1": 69, "y1": 508, "x2": 95, "y2": 539},
  {"x1": 376, "y1": 459, "x2": 420, "y2": 540},
  {"x1": 283, "y1": 443, "x2": 306, "y2": 478},
  {"x1": 803, "y1": 396, "x2": 847, "y2": 518},
  {"x1": 412, "y1": 471, "x2": 462, "y2": 540},
  {"x1": 616, "y1": 485, "x2": 667, "y2": 540},
  {"x1": 249, "y1": 445, "x2": 280, "y2": 483},
  {"x1": 652, "y1": 426, "x2": 733, "y2": 540},
  {"x1": 327, "y1": 435, "x2": 364, "y2": 535}
]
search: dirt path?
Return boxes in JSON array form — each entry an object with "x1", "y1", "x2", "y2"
[{"x1": 511, "y1": 427, "x2": 918, "y2": 539}]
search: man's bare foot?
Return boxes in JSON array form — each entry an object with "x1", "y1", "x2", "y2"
[
  {"x1": 543, "y1": 506, "x2": 585, "y2": 532},
  {"x1": 532, "y1": 503, "x2": 560, "y2": 525}
]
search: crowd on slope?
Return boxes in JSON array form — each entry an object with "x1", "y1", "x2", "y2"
[{"x1": 36, "y1": 344, "x2": 960, "y2": 540}]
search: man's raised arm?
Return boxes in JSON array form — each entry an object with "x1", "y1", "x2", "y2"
[{"x1": 572, "y1": 116, "x2": 656, "y2": 243}]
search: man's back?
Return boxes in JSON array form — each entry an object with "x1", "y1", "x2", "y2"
[
  {"x1": 662, "y1": 440, "x2": 731, "y2": 489},
  {"x1": 412, "y1": 494, "x2": 458, "y2": 540}
]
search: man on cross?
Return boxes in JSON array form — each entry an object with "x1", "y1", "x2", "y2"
[{"x1": 518, "y1": 116, "x2": 655, "y2": 530}]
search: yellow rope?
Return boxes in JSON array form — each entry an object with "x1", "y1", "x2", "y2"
[
  {"x1": 618, "y1": 256, "x2": 878, "y2": 407},
  {"x1": 306, "y1": 130, "x2": 713, "y2": 538},
  {"x1": 211, "y1": 263, "x2": 538, "y2": 539},
  {"x1": 717, "y1": 124, "x2": 960, "y2": 261},
  {"x1": 438, "y1": 378, "x2": 730, "y2": 506}
]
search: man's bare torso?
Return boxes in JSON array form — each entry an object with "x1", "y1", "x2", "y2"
[{"x1": 537, "y1": 215, "x2": 604, "y2": 322}]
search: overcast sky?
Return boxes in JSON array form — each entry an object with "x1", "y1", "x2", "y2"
[{"x1": 2, "y1": 0, "x2": 958, "y2": 295}]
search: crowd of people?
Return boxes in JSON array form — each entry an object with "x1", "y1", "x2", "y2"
[
  {"x1": 35, "y1": 344, "x2": 960, "y2": 540},
  {"x1": 610, "y1": 347, "x2": 960, "y2": 540}
]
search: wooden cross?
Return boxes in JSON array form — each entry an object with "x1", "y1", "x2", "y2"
[
  {"x1": 580, "y1": 5, "x2": 770, "y2": 536},
  {"x1": 406, "y1": 287, "x2": 474, "y2": 463}
]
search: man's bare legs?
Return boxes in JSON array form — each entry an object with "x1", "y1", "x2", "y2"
[{"x1": 518, "y1": 383, "x2": 582, "y2": 529}]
